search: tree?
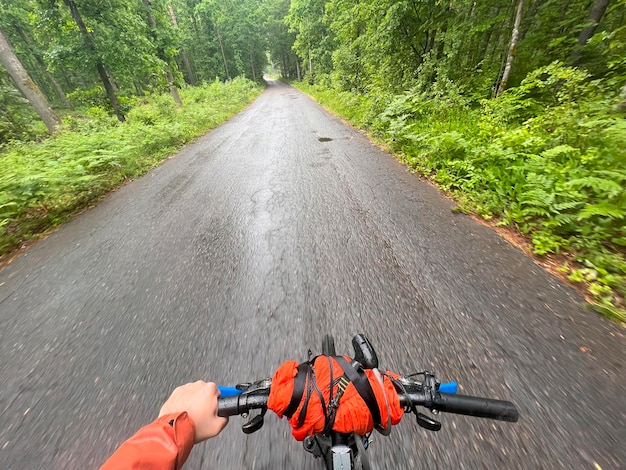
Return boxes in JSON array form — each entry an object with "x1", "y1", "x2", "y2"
[
  {"x1": 0, "y1": 27, "x2": 61, "y2": 133},
  {"x1": 571, "y1": 0, "x2": 611, "y2": 66},
  {"x1": 166, "y1": 4, "x2": 196, "y2": 85},
  {"x1": 62, "y1": 0, "x2": 125, "y2": 120},
  {"x1": 0, "y1": 0, "x2": 72, "y2": 109},
  {"x1": 33, "y1": 0, "x2": 171, "y2": 117},
  {"x1": 495, "y1": 0, "x2": 525, "y2": 97},
  {"x1": 265, "y1": 0, "x2": 299, "y2": 78},
  {"x1": 192, "y1": 0, "x2": 267, "y2": 82},
  {"x1": 285, "y1": 0, "x2": 334, "y2": 82},
  {"x1": 143, "y1": 0, "x2": 182, "y2": 106}
]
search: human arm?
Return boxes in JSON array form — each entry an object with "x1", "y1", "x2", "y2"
[{"x1": 100, "y1": 381, "x2": 228, "y2": 470}]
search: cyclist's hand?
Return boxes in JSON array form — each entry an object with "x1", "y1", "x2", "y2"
[{"x1": 159, "y1": 381, "x2": 228, "y2": 443}]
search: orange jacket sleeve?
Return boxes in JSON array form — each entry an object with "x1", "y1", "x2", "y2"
[{"x1": 100, "y1": 412, "x2": 196, "y2": 470}]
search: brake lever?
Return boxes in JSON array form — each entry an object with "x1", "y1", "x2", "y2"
[
  {"x1": 416, "y1": 412, "x2": 441, "y2": 431},
  {"x1": 242, "y1": 407, "x2": 267, "y2": 434},
  {"x1": 233, "y1": 379, "x2": 271, "y2": 433}
]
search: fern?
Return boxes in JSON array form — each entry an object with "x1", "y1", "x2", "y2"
[
  {"x1": 552, "y1": 201, "x2": 583, "y2": 211},
  {"x1": 567, "y1": 176, "x2": 624, "y2": 197},
  {"x1": 578, "y1": 203, "x2": 626, "y2": 220}
]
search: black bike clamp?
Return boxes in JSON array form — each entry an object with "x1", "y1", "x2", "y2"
[
  {"x1": 238, "y1": 379, "x2": 271, "y2": 434},
  {"x1": 415, "y1": 372, "x2": 441, "y2": 432}
]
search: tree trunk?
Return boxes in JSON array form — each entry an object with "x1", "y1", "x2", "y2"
[
  {"x1": 495, "y1": 0, "x2": 524, "y2": 98},
  {"x1": 617, "y1": 84, "x2": 626, "y2": 111},
  {"x1": 45, "y1": 69, "x2": 73, "y2": 109},
  {"x1": 167, "y1": 5, "x2": 196, "y2": 85},
  {"x1": 64, "y1": 0, "x2": 125, "y2": 121},
  {"x1": 144, "y1": 0, "x2": 182, "y2": 106},
  {"x1": 468, "y1": 1, "x2": 476, "y2": 19},
  {"x1": 95, "y1": 62, "x2": 124, "y2": 121},
  {"x1": 249, "y1": 47, "x2": 256, "y2": 81},
  {"x1": 483, "y1": 6, "x2": 503, "y2": 67},
  {"x1": 166, "y1": 66, "x2": 182, "y2": 105},
  {"x1": 296, "y1": 57, "x2": 301, "y2": 81},
  {"x1": 215, "y1": 22, "x2": 230, "y2": 80},
  {"x1": 518, "y1": 0, "x2": 544, "y2": 43},
  {"x1": 475, "y1": 8, "x2": 497, "y2": 69},
  {"x1": 0, "y1": 27, "x2": 61, "y2": 134},
  {"x1": 398, "y1": 20, "x2": 422, "y2": 66},
  {"x1": 181, "y1": 52, "x2": 196, "y2": 85},
  {"x1": 571, "y1": 0, "x2": 610, "y2": 66}
]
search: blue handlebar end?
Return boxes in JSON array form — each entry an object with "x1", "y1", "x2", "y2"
[
  {"x1": 438, "y1": 382, "x2": 458, "y2": 394},
  {"x1": 217, "y1": 386, "x2": 243, "y2": 397}
]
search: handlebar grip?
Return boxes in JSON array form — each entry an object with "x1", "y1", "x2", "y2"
[
  {"x1": 218, "y1": 386, "x2": 243, "y2": 397},
  {"x1": 432, "y1": 393, "x2": 519, "y2": 422},
  {"x1": 438, "y1": 382, "x2": 458, "y2": 394},
  {"x1": 217, "y1": 390, "x2": 270, "y2": 417},
  {"x1": 218, "y1": 396, "x2": 242, "y2": 417}
]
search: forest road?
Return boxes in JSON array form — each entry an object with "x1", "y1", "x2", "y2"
[{"x1": 0, "y1": 79, "x2": 624, "y2": 469}]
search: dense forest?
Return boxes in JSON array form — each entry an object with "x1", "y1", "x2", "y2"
[
  {"x1": 1, "y1": 0, "x2": 625, "y2": 319},
  {"x1": 0, "y1": 0, "x2": 281, "y2": 130}
]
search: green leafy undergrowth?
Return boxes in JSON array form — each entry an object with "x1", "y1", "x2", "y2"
[
  {"x1": 293, "y1": 65, "x2": 626, "y2": 322},
  {"x1": 292, "y1": 81, "x2": 385, "y2": 129},
  {"x1": 0, "y1": 77, "x2": 262, "y2": 258}
]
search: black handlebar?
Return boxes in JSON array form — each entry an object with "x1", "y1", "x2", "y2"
[
  {"x1": 218, "y1": 386, "x2": 518, "y2": 423},
  {"x1": 434, "y1": 392, "x2": 518, "y2": 422},
  {"x1": 218, "y1": 390, "x2": 270, "y2": 418},
  {"x1": 399, "y1": 391, "x2": 518, "y2": 422}
]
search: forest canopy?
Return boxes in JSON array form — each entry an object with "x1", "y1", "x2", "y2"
[{"x1": 2, "y1": 0, "x2": 623, "y2": 138}]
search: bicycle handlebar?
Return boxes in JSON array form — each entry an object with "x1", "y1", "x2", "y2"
[
  {"x1": 217, "y1": 382, "x2": 518, "y2": 423},
  {"x1": 400, "y1": 391, "x2": 519, "y2": 422},
  {"x1": 436, "y1": 392, "x2": 519, "y2": 422},
  {"x1": 218, "y1": 389, "x2": 269, "y2": 417}
]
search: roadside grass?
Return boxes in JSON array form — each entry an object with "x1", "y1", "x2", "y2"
[
  {"x1": 0, "y1": 78, "x2": 262, "y2": 260},
  {"x1": 292, "y1": 68, "x2": 626, "y2": 323}
]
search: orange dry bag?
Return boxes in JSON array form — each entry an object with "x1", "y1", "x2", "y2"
[{"x1": 267, "y1": 356, "x2": 404, "y2": 441}]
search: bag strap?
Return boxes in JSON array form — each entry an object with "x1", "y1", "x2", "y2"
[
  {"x1": 323, "y1": 374, "x2": 350, "y2": 434},
  {"x1": 296, "y1": 367, "x2": 326, "y2": 428},
  {"x1": 284, "y1": 362, "x2": 310, "y2": 419},
  {"x1": 334, "y1": 356, "x2": 382, "y2": 427}
]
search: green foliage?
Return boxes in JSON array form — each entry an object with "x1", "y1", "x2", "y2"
[
  {"x1": 0, "y1": 70, "x2": 44, "y2": 144},
  {"x1": 294, "y1": 81, "x2": 381, "y2": 129},
  {"x1": 66, "y1": 86, "x2": 109, "y2": 109},
  {"x1": 189, "y1": 0, "x2": 269, "y2": 82},
  {"x1": 0, "y1": 78, "x2": 262, "y2": 257},
  {"x1": 285, "y1": 0, "x2": 334, "y2": 82},
  {"x1": 264, "y1": 0, "x2": 299, "y2": 79}
]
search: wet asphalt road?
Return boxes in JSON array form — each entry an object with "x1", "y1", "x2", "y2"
[{"x1": 0, "y1": 79, "x2": 624, "y2": 469}]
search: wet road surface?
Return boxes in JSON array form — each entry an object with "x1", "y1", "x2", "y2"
[{"x1": 0, "y1": 79, "x2": 624, "y2": 469}]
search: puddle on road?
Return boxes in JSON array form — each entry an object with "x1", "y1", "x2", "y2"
[{"x1": 318, "y1": 137, "x2": 333, "y2": 142}]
